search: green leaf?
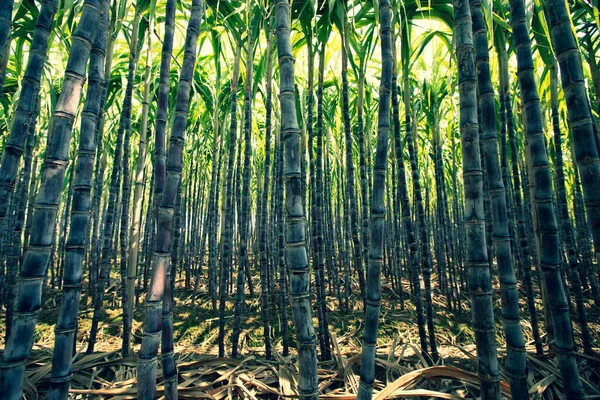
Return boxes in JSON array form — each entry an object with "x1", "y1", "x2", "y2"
[{"x1": 531, "y1": 3, "x2": 554, "y2": 67}]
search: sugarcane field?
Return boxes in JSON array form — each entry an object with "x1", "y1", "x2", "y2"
[{"x1": 0, "y1": 0, "x2": 600, "y2": 399}]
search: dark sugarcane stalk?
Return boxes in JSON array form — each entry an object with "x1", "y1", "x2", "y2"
[
  {"x1": 210, "y1": 130, "x2": 224, "y2": 311},
  {"x1": 258, "y1": 23, "x2": 275, "y2": 358},
  {"x1": 88, "y1": 3, "x2": 128, "y2": 304},
  {"x1": 134, "y1": 175, "x2": 150, "y2": 305},
  {"x1": 232, "y1": 30, "x2": 257, "y2": 358},
  {"x1": 161, "y1": 177, "x2": 181, "y2": 400},
  {"x1": 340, "y1": 140, "x2": 351, "y2": 312},
  {"x1": 232, "y1": 128, "x2": 242, "y2": 295},
  {"x1": 323, "y1": 133, "x2": 342, "y2": 307},
  {"x1": 182, "y1": 167, "x2": 192, "y2": 283},
  {"x1": 520, "y1": 158, "x2": 549, "y2": 342},
  {"x1": 572, "y1": 166, "x2": 600, "y2": 299},
  {"x1": 450, "y1": 110, "x2": 465, "y2": 298},
  {"x1": 269, "y1": 134, "x2": 279, "y2": 300},
  {"x1": 0, "y1": 0, "x2": 13, "y2": 91},
  {"x1": 403, "y1": 53, "x2": 438, "y2": 366},
  {"x1": 186, "y1": 163, "x2": 202, "y2": 289},
  {"x1": 520, "y1": 159, "x2": 541, "y2": 273},
  {"x1": 143, "y1": 194, "x2": 155, "y2": 293},
  {"x1": 441, "y1": 182, "x2": 458, "y2": 312},
  {"x1": 509, "y1": 0, "x2": 584, "y2": 397},
  {"x1": 128, "y1": 15, "x2": 153, "y2": 316},
  {"x1": 469, "y1": 0, "x2": 528, "y2": 395},
  {"x1": 153, "y1": 0, "x2": 176, "y2": 219},
  {"x1": 391, "y1": 32, "x2": 427, "y2": 355},
  {"x1": 119, "y1": 10, "x2": 142, "y2": 357},
  {"x1": 192, "y1": 171, "x2": 212, "y2": 303},
  {"x1": 521, "y1": 71, "x2": 554, "y2": 353},
  {"x1": 48, "y1": 220, "x2": 60, "y2": 291},
  {"x1": 141, "y1": 173, "x2": 155, "y2": 295},
  {"x1": 389, "y1": 36, "x2": 403, "y2": 311},
  {"x1": 480, "y1": 129, "x2": 494, "y2": 275},
  {"x1": 170, "y1": 179, "x2": 183, "y2": 291},
  {"x1": 388, "y1": 167, "x2": 400, "y2": 296},
  {"x1": 88, "y1": 91, "x2": 106, "y2": 306},
  {"x1": 48, "y1": 4, "x2": 109, "y2": 397},
  {"x1": 496, "y1": 31, "x2": 520, "y2": 286},
  {"x1": 0, "y1": 37, "x2": 11, "y2": 96},
  {"x1": 274, "y1": 0, "x2": 318, "y2": 397},
  {"x1": 546, "y1": 0, "x2": 600, "y2": 314},
  {"x1": 195, "y1": 120, "x2": 220, "y2": 306},
  {"x1": 5, "y1": 96, "x2": 38, "y2": 339},
  {"x1": 88, "y1": 10, "x2": 142, "y2": 354},
  {"x1": 550, "y1": 63, "x2": 593, "y2": 352},
  {"x1": 181, "y1": 166, "x2": 191, "y2": 283},
  {"x1": 454, "y1": 0, "x2": 501, "y2": 397},
  {"x1": 437, "y1": 140, "x2": 458, "y2": 311},
  {"x1": 232, "y1": 131, "x2": 242, "y2": 296},
  {"x1": 357, "y1": 65, "x2": 369, "y2": 295},
  {"x1": 384, "y1": 177, "x2": 394, "y2": 289},
  {"x1": 432, "y1": 119, "x2": 450, "y2": 309},
  {"x1": 56, "y1": 168, "x2": 75, "y2": 291},
  {"x1": 341, "y1": 11, "x2": 365, "y2": 303},
  {"x1": 200, "y1": 46, "x2": 224, "y2": 307},
  {"x1": 307, "y1": 28, "x2": 330, "y2": 361},
  {"x1": 314, "y1": 38, "x2": 331, "y2": 359},
  {"x1": 504, "y1": 77, "x2": 543, "y2": 355},
  {"x1": 217, "y1": 44, "x2": 242, "y2": 357},
  {"x1": 195, "y1": 167, "x2": 208, "y2": 281},
  {"x1": 0, "y1": 0, "x2": 57, "y2": 242},
  {"x1": 275, "y1": 124, "x2": 289, "y2": 357},
  {"x1": 170, "y1": 177, "x2": 183, "y2": 292},
  {"x1": 357, "y1": 1, "x2": 392, "y2": 398},
  {"x1": 0, "y1": 0, "x2": 104, "y2": 396},
  {"x1": 137, "y1": 2, "x2": 204, "y2": 398}
]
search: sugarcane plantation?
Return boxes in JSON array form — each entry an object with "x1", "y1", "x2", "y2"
[{"x1": 0, "y1": 0, "x2": 599, "y2": 399}]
